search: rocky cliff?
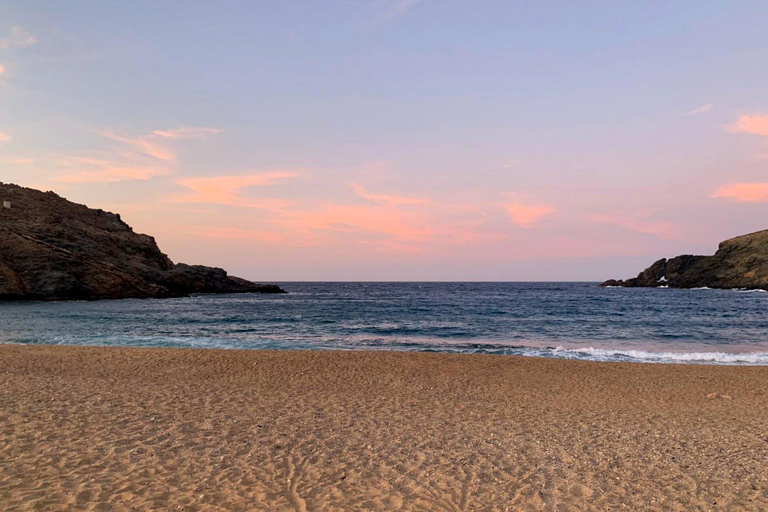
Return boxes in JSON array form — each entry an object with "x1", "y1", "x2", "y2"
[
  {"x1": 601, "y1": 229, "x2": 768, "y2": 290},
  {"x1": 0, "y1": 182, "x2": 285, "y2": 300}
]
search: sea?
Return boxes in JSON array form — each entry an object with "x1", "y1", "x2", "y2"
[{"x1": 2, "y1": 282, "x2": 768, "y2": 365}]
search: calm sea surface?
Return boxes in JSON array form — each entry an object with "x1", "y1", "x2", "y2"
[{"x1": 2, "y1": 282, "x2": 768, "y2": 364}]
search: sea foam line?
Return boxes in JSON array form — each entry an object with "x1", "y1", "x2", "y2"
[{"x1": 543, "y1": 346, "x2": 768, "y2": 365}]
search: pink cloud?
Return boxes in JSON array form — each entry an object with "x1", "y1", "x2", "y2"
[
  {"x1": 589, "y1": 213, "x2": 683, "y2": 240},
  {"x1": 164, "y1": 203, "x2": 437, "y2": 252},
  {"x1": 0, "y1": 64, "x2": 5, "y2": 74},
  {"x1": 0, "y1": 131, "x2": 10, "y2": 142},
  {"x1": 711, "y1": 183, "x2": 768, "y2": 202},
  {"x1": 152, "y1": 126, "x2": 221, "y2": 139},
  {"x1": 686, "y1": 103, "x2": 713, "y2": 116},
  {"x1": 200, "y1": 188, "x2": 528, "y2": 255},
  {"x1": 102, "y1": 131, "x2": 176, "y2": 162},
  {"x1": 57, "y1": 156, "x2": 116, "y2": 167},
  {"x1": 277, "y1": 203, "x2": 437, "y2": 247},
  {"x1": 52, "y1": 166, "x2": 169, "y2": 184},
  {"x1": 0, "y1": 27, "x2": 35, "y2": 50},
  {"x1": 175, "y1": 172, "x2": 298, "y2": 206},
  {"x1": 42, "y1": 126, "x2": 221, "y2": 186},
  {"x1": 727, "y1": 113, "x2": 768, "y2": 137},
  {"x1": 270, "y1": 196, "x2": 508, "y2": 254},
  {"x1": 349, "y1": 183, "x2": 430, "y2": 206},
  {"x1": 503, "y1": 202, "x2": 555, "y2": 228},
  {"x1": 2, "y1": 157, "x2": 33, "y2": 164},
  {"x1": 173, "y1": 183, "x2": 508, "y2": 254},
  {"x1": 190, "y1": 227, "x2": 285, "y2": 244},
  {"x1": 100, "y1": 126, "x2": 220, "y2": 163},
  {"x1": 51, "y1": 156, "x2": 170, "y2": 183}
]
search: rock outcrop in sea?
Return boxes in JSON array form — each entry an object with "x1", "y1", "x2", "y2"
[
  {"x1": 601, "y1": 229, "x2": 768, "y2": 290},
  {"x1": 0, "y1": 182, "x2": 286, "y2": 300}
]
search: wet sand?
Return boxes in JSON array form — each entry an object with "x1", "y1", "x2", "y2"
[{"x1": 2, "y1": 344, "x2": 768, "y2": 511}]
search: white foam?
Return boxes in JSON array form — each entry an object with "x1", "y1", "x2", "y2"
[{"x1": 542, "y1": 346, "x2": 768, "y2": 365}]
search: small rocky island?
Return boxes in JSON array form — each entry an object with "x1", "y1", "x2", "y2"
[
  {"x1": 0, "y1": 182, "x2": 286, "y2": 300},
  {"x1": 601, "y1": 229, "x2": 768, "y2": 290}
]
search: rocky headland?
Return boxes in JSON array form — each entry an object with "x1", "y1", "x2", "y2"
[
  {"x1": 601, "y1": 229, "x2": 768, "y2": 290},
  {"x1": 0, "y1": 182, "x2": 285, "y2": 300}
]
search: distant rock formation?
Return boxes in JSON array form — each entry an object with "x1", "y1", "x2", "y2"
[
  {"x1": 0, "y1": 182, "x2": 286, "y2": 300},
  {"x1": 601, "y1": 229, "x2": 768, "y2": 290}
]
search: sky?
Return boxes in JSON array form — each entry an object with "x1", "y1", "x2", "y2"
[{"x1": 1, "y1": 1, "x2": 768, "y2": 281}]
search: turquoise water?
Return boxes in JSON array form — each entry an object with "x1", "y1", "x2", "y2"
[{"x1": 2, "y1": 282, "x2": 768, "y2": 364}]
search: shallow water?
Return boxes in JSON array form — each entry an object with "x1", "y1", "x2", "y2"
[{"x1": 2, "y1": 282, "x2": 768, "y2": 364}]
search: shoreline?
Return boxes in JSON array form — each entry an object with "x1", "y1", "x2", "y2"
[
  {"x1": 3, "y1": 344, "x2": 768, "y2": 510},
  {"x1": 4, "y1": 341, "x2": 768, "y2": 366}
]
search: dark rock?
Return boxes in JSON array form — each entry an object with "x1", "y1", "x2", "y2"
[
  {"x1": 600, "y1": 229, "x2": 768, "y2": 290},
  {"x1": 160, "y1": 264, "x2": 286, "y2": 295},
  {"x1": 0, "y1": 182, "x2": 286, "y2": 300}
]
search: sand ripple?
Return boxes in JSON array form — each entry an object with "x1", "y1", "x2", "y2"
[{"x1": 2, "y1": 345, "x2": 768, "y2": 510}]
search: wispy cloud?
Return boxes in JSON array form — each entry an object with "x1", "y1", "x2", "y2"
[
  {"x1": 686, "y1": 103, "x2": 713, "y2": 116},
  {"x1": 174, "y1": 172, "x2": 298, "y2": 206},
  {"x1": 48, "y1": 125, "x2": 218, "y2": 184},
  {"x1": 152, "y1": 126, "x2": 221, "y2": 139},
  {"x1": 51, "y1": 156, "x2": 170, "y2": 183},
  {"x1": 727, "y1": 113, "x2": 768, "y2": 137},
  {"x1": 500, "y1": 195, "x2": 555, "y2": 228},
  {"x1": 349, "y1": 183, "x2": 430, "y2": 206},
  {"x1": 0, "y1": 131, "x2": 11, "y2": 142},
  {"x1": 2, "y1": 157, "x2": 34, "y2": 164},
  {"x1": 276, "y1": 202, "x2": 436, "y2": 243},
  {"x1": 0, "y1": 26, "x2": 36, "y2": 50},
  {"x1": 52, "y1": 166, "x2": 170, "y2": 184},
  {"x1": 36, "y1": 125, "x2": 220, "y2": 185},
  {"x1": 504, "y1": 203, "x2": 555, "y2": 228},
  {"x1": 101, "y1": 131, "x2": 177, "y2": 162},
  {"x1": 589, "y1": 213, "x2": 682, "y2": 240},
  {"x1": 711, "y1": 183, "x2": 768, "y2": 202},
  {"x1": 190, "y1": 227, "x2": 286, "y2": 244},
  {"x1": 98, "y1": 126, "x2": 220, "y2": 162}
]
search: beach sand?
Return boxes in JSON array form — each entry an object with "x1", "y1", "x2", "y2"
[{"x1": 2, "y1": 345, "x2": 768, "y2": 511}]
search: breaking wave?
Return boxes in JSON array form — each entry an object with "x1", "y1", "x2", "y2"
[{"x1": 542, "y1": 346, "x2": 768, "y2": 365}]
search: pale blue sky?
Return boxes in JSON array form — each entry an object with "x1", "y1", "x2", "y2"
[{"x1": 1, "y1": 1, "x2": 768, "y2": 280}]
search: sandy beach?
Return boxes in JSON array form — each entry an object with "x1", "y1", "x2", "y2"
[{"x1": 2, "y1": 345, "x2": 768, "y2": 511}]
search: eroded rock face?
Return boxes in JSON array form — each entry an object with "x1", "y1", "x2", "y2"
[
  {"x1": 0, "y1": 182, "x2": 286, "y2": 300},
  {"x1": 600, "y1": 230, "x2": 768, "y2": 290}
]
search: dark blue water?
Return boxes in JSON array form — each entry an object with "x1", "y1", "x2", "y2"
[{"x1": 2, "y1": 282, "x2": 768, "y2": 364}]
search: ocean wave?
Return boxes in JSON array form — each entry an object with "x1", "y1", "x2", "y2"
[
  {"x1": 542, "y1": 346, "x2": 768, "y2": 365},
  {"x1": 368, "y1": 340, "x2": 768, "y2": 365}
]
